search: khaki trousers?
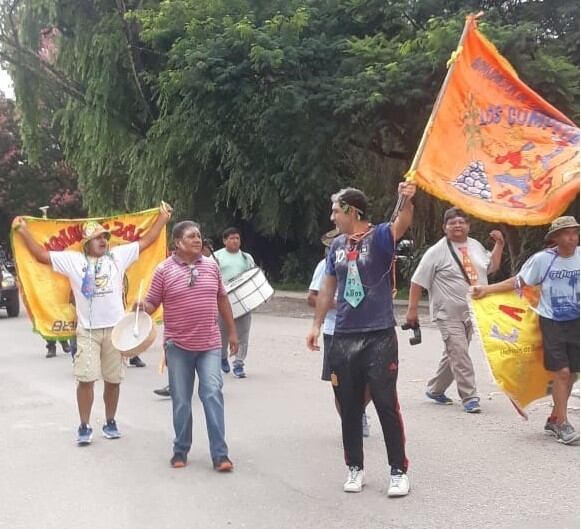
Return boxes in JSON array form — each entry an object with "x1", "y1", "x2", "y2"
[{"x1": 427, "y1": 319, "x2": 478, "y2": 403}]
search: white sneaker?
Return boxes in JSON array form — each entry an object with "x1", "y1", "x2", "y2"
[
  {"x1": 388, "y1": 470, "x2": 410, "y2": 497},
  {"x1": 343, "y1": 466, "x2": 365, "y2": 493}
]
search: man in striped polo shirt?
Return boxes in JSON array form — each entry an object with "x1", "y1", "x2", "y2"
[{"x1": 140, "y1": 221, "x2": 239, "y2": 470}]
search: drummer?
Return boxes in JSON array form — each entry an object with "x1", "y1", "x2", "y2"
[
  {"x1": 138, "y1": 220, "x2": 239, "y2": 470},
  {"x1": 214, "y1": 227, "x2": 256, "y2": 378},
  {"x1": 13, "y1": 205, "x2": 171, "y2": 446}
]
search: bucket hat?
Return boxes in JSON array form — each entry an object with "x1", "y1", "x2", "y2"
[{"x1": 544, "y1": 216, "x2": 580, "y2": 242}]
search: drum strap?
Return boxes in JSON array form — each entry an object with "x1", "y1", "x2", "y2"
[{"x1": 242, "y1": 251, "x2": 253, "y2": 270}]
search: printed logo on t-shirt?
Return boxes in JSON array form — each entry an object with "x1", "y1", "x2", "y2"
[
  {"x1": 548, "y1": 268, "x2": 580, "y2": 320},
  {"x1": 82, "y1": 260, "x2": 114, "y2": 298},
  {"x1": 335, "y1": 248, "x2": 346, "y2": 264}
]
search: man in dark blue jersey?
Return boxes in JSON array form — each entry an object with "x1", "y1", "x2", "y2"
[{"x1": 307, "y1": 182, "x2": 416, "y2": 497}]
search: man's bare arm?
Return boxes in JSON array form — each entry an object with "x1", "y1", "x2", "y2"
[
  {"x1": 306, "y1": 275, "x2": 337, "y2": 351},
  {"x1": 138, "y1": 204, "x2": 172, "y2": 253},
  {"x1": 13, "y1": 217, "x2": 51, "y2": 265},
  {"x1": 390, "y1": 182, "x2": 416, "y2": 241}
]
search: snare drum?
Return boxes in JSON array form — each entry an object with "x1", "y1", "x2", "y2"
[
  {"x1": 226, "y1": 267, "x2": 274, "y2": 319},
  {"x1": 111, "y1": 312, "x2": 157, "y2": 358}
]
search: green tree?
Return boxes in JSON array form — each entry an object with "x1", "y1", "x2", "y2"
[{"x1": 0, "y1": 0, "x2": 578, "y2": 279}]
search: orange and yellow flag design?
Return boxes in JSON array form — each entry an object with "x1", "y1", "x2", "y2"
[
  {"x1": 11, "y1": 208, "x2": 166, "y2": 340},
  {"x1": 470, "y1": 289, "x2": 553, "y2": 417},
  {"x1": 412, "y1": 17, "x2": 579, "y2": 225}
]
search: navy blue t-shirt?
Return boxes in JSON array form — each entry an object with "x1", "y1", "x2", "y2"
[{"x1": 326, "y1": 222, "x2": 396, "y2": 333}]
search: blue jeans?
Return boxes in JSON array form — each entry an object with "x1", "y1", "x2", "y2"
[{"x1": 166, "y1": 341, "x2": 228, "y2": 460}]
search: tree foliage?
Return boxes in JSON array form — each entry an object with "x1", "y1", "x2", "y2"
[
  {"x1": 0, "y1": 0, "x2": 578, "y2": 278},
  {"x1": 0, "y1": 92, "x2": 83, "y2": 240}
]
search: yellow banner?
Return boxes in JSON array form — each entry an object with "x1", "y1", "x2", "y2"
[
  {"x1": 412, "y1": 16, "x2": 579, "y2": 225},
  {"x1": 11, "y1": 209, "x2": 166, "y2": 339},
  {"x1": 470, "y1": 288, "x2": 553, "y2": 417}
]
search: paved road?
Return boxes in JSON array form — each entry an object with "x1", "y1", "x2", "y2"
[{"x1": 0, "y1": 298, "x2": 578, "y2": 529}]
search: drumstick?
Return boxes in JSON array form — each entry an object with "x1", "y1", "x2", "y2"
[{"x1": 133, "y1": 280, "x2": 144, "y2": 338}]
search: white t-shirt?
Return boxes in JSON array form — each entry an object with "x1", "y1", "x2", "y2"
[
  {"x1": 50, "y1": 242, "x2": 139, "y2": 329},
  {"x1": 309, "y1": 258, "x2": 337, "y2": 335}
]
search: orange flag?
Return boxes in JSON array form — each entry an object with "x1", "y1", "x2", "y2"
[{"x1": 410, "y1": 15, "x2": 579, "y2": 226}]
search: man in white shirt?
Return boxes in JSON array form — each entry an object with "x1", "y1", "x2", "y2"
[{"x1": 14, "y1": 207, "x2": 171, "y2": 445}]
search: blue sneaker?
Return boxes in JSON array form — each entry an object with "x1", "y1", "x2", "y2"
[
  {"x1": 102, "y1": 419, "x2": 121, "y2": 439},
  {"x1": 77, "y1": 424, "x2": 93, "y2": 446},
  {"x1": 221, "y1": 358, "x2": 231, "y2": 374},
  {"x1": 233, "y1": 365, "x2": 246, "y2": 378},
  {"x1": 425, "y1": 391, "x2": 453, "y2": 405},
  {"x1": 463, "y1": 400, "x2": 481, "y2": 414}
]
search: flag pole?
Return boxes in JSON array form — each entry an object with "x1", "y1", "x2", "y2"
[{"x1": 390, "y1": 12, "x2": 482, "y2": 223}]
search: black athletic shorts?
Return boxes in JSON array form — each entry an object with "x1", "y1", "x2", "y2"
[
  {"x1": 539, "y1": 316, "x2": 580, "y2": 373},
  {"x1": 321, "y1": 333, "x2": 333, "y2": 381}
]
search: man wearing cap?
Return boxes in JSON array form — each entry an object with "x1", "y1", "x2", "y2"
[
  {"x1": 405, "y1": 207, "x2": 505, "y2": 414},
  {"x1": 14, "y1": 207, "x2": 171, "y2": 445},
  {"x1": 473, "y1": 216, "x2": 580, "y2": 444},
  {"x1": 306, "y1": 183, "x2": 416, "y2": 498}
]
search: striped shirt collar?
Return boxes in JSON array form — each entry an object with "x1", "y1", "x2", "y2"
[{"x1": 171, "y1": 252, "x2": 203, "y2": 266}]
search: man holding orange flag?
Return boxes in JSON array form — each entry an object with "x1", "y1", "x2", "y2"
[{"x1": 307, "y1": 182, "x2": 416, "y2": 498}]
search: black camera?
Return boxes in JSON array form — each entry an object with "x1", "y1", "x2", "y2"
[{"x1": 401, "y1": 322, "x2": 422, "y2": 346}]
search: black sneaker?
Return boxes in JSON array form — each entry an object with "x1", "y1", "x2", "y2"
[
  {"x1": 153, "y1": 385, "x2": 170, "y2": 397},
  {"x1": 221, "y1": 358, "x2": 230, "y2": 373},
  {"x1": 129, "y1": 356, "x2": 146, "y2": 368},
  {"x1": 46, "y1": 343, "x2": 57, "y2": 358}
]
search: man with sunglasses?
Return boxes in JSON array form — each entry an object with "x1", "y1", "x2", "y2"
[
  {"x1": 152, "y1": 237, "x2": 217, "y2": 398},
  {"x1": 139, "y1": 221, "x2": 239, "y2": 471},
  {"x1": 405, "y1": 207, "x2": 505, "y2": 414}
]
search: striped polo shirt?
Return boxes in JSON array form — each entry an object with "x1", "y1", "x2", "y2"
[{"x1": 146, "y1": 253, "x2": 227, "y2": 352}]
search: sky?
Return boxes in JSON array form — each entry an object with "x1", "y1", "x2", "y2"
[{"x1": 0, "y1": 67, "x2": 14, "y2": 98}]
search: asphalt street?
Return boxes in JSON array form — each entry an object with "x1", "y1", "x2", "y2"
[{"x1": 0, "y1": 295, "x2": 579, "y2": 529}]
